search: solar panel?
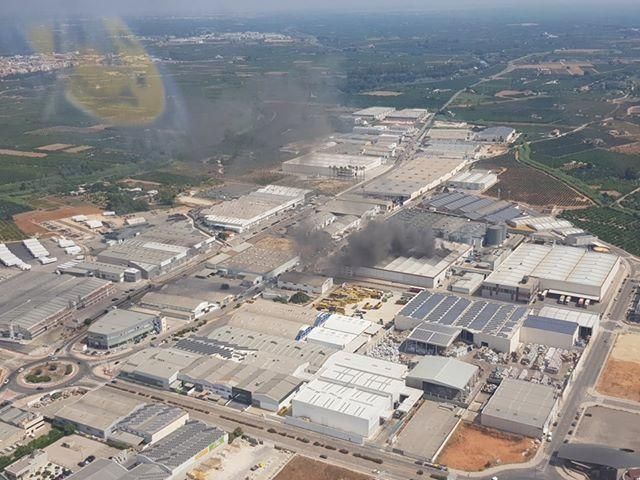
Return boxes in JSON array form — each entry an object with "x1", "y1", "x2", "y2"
[
  {"x1": 413, "y1": 293, "x2": 446, "y2": 319},
  {"x1": 443, "y1": 195, "x2": 480, "y2": 211},
  {"x1": 459, "y1": 198, "x2": 495, "y2": 213}
]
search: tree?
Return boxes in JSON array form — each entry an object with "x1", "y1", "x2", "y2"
[{"x1": 290, "y1": 292, "x2": 311, "y2": 304}]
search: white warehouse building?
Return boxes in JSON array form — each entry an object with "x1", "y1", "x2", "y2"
[
  {"x1": 282, "y1": 153, "x2": 383, "y2": 178},
  {"x1": 481, "y1": 243, "x2": 621, "y2": 303},
  {"x1": 447, "y1": 169, "x2": 498, "y2": 191},
  {"x1": 200, "y1": 185, "x2": 309, "y2": 233},
  {"x1": 288, "y1": 351, "x2": 409, "y2": 443}
]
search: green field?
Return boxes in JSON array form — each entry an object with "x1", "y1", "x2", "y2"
[{"x1": 561, "y1": 207, "x2": 640, "y2": 256}]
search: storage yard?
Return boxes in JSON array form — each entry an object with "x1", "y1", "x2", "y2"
[
  {"x1": 597, "y1": 332, "x2": 640, "y2": 402},
  {"x1": 574, "y1": 405, "x2": 640, "y2": 452},
  {"x1": 437, "y1": 422, "x2": 537, "y2": 471}
]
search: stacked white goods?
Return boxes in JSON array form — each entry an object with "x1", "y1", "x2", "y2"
[
  {"x1": 23, "y1": 238, "x2": 50, "y2": 258},
  {"x1": 0, "y1": 244, "x2": 30, "y2": 270}
]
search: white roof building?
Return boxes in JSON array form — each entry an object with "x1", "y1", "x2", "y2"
[
  {"x1": 282, "y1": 153, "x2": 382, "y2": 178},
  {"x1": 482, "y1": 243, "x2": 621, "y2": 301},
  {"x1": 201, "y1": 185, "x2": 309, "y2": 233},
  {"x1": 288, "y1": 351, "x2": 408, "y2": 442}
]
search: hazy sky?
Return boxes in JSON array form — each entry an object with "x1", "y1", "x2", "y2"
[{"x1": 3, "y1": 0, "x2": 640, "y2": 17}]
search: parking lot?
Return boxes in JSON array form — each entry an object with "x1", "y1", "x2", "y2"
[
  {"x1": 575, "y1": 405, "x2": 640, "y2": 451},
  {"x1": 394, "y1": 400, "x2": 460, "y2": 461},
  {"x1": 44, "y1": 434, "x2": 121, "y2": 473}
]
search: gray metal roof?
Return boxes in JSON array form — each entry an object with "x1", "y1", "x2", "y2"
[
  {"x1": 523, "y1": 316, "x2": 578, "y2": 335},
  {"x1": 482, "y1": 379, "x2": 556, "y2": 430},
  {"x1": 407, "y1": 356, "x2": 478, "y2": 390},
  {"x1": 88, "y1": 309, "x2": 157, "y2": 336},
  {"x1": 557, "y1": 443, "x2": 640, "y2": 469},
  {"x1": 115, "y1": 404, "x2": 187, "y2": 439},
  {"x1": 139, "y1": 420, "x2": 225, "y2": 471},
  {"x1": 406, "y1": 323, "x2": 461, "y2": 348},
  {"x1": 68, "y1": 458, "x2": 169, "y2": 480}
]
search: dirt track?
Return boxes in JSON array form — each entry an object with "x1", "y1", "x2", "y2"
[{"x1": 13, "y1": 204, "x2": 102, "y2": 235}]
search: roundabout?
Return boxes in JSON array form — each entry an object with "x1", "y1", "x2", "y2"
[{"x1": 16, "y1": 359, "x2": 81, "y2": 390}]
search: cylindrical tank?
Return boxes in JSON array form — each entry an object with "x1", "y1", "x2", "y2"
[{"x1": 486, "y1": 224, "x2": 507, "y2": 246}]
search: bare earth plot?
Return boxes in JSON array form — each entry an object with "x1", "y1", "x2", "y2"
[
  {"x1": 37, "y1": 143, "x2": 74, "y2": 152},
  {"x1": 437, "y1": 422, "x2": 537, "y2": 472},
  {"x1": 0, "y1": 148, "x2": 47, "y2": 158},
  {"x1": 597, "y1": 332, "x2": 640, "y2": 403},
  {"x1": 13, "y1": 204, "x2": 102, "y2": 235},
  {"x1": 273, "y1": 456, "x2": 373, "y2": 480}
]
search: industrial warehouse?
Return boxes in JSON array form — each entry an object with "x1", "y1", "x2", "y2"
[
  {"x1": 200, "y1": 185, "x2": 309, "y2": 232},
  {"x1": 397, "y1": 290, "x2": 529, "y2": 352},
  {"x1": 424, "y1": 191, "x2": 524, "y2": 224},
  {"x1": 86, "y1": 309, "x2": 166, "y2": 350},
  {"x1": 353, "y1": 241, "x2": 472, "y2": 288},
  {"x1": 287, "y1": 351, "x2": 414, "y2": 443},
  {"x1": 0, "y1": 274, "x2": 114, "y2": 341},
  {"x1": 282, "y1": 152, "x2": 383, "y2": 178},
  {"x1": 481, "y1": 243, "x2": 621, "y2": 302}
]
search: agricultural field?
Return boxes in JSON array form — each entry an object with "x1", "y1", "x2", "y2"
[
  {"x1": 479, "y1": 152, "x2": 592, "y2": 208},
  {"x1": 620, "y1": 190, "x2": 640, "y2": 211},
  {"x1": 561, "y1": 207, "x2": 640, "y2": 256}
]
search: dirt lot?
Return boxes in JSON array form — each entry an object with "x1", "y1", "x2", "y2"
[
  {"x1": 437, "y1": 422, "x2": 537, "y2": 471},
  {"x1": 13, "y1": 204, "x2": 102, "y2": 235},
  {"x1": 610, "y1": 142, "x2": 640, "y2": 155},
  {"x1": 597, "y1": 332, "x2": 640, "y2": 402},
  {"x1": 0, "y1": 148, "x2": 47, "y2": 158},
  {"x1": 273, "y1": 456, "x2": 372, "y2": 480}
]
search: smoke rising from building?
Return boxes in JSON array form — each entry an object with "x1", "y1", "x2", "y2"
[{"x1": 338, "y1": 219, "x2": 436, "y2": 268}]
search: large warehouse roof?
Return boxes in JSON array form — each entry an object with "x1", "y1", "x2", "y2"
[
  {"x1": 139, "y1": 420, "x2": 226, "y2": 472},
  {"x1": 283, "y1": 152, "x2": 382, "y2": 169},
  {"x1": 0, "y1": 274, "x2": 112, "y2": 337},
  {"x1": 537, "y1": 306, "x2": 599, "y2": 330},
  {"x1": 363, "y1": 156, "x2": 467, "y2": 199},
  {"x1": 484, "y1": 243, "x2": 620, "y2": 299},
  {"x1": 483, "y1": 379, "x2": 556, "y2": 430},
  {"x1": 424, "y1": 191, "x2": 523, "y2": 223},
  {"x1": 55, "y1": 388, "x2": 144, "y2": 433},
  {"x1": 399, "y1": 290, "x2": 527, "y2": 339},
  {"x1": 407, "y1": 356, "x2": 478, "y2": 391},
  {"x1": 88, "y1": 309, "x2": 157, "y2": 337},
  {"x1": 201, "y1": 185, "x2": 309, "y2": 231},
  {"x1": 68, "y1": 459, "x2": 169, "y2": 480}
]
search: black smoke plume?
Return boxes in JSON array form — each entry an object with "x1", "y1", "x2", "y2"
[{"x1": 338, "y1": 219, "x2": 437, "y2": 268}]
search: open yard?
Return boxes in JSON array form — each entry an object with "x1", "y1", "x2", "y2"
[
  {"x1": 437, "y1": 422, "x2": 537, "y2": 471},
  {"x1": 575, "y1": 406, "x2": 640, "y2": 452},
  {"x1": 273, "y1": 456, "x2": 372, "y2": 480},
  {"x1": 12, "y1": 204, "x2": 102, "y2": 235},
  {"x1": 596, "y1": 332, "x2": 640, "y2": 402}
]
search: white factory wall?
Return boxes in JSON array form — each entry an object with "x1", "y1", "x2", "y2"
[
  {"x1": 354, "y1": 267, "x2": 439, "y2": 289},
  {"x1": 481, "y1": 413, "x2": 546, "y2": 439},
  {"x1": 474, "y1": 330, "x2": 520, "y2": 353},
  {"x1": 290, "y1": 399, "x2": 377, "y2": 439},
  {"x1": 519, "y1": 326, "x2": 577, "y2": 349},
  {"x1": 147, "y1": 414, "x2": 189, "y2": 445}
]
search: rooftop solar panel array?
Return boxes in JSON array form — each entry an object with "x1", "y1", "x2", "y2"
[
  {"x1": 424, "y1": 192, "x2": 524, "y2": 224},
  {"x1": 399, "y1": 290, "x2": 528, "y2": 339}
]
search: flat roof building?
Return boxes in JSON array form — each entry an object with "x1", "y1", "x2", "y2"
[
  {"x1": 447, "y1": 169, "x2": 498, "y2": 191},
  {"x1": 139, "y1": 292, "x2": 213, "y2": 321},
  {"x1": 481, "y1": 378, "x2": 558, "y2": 438},
  {"x1": 354, "y1": 241, "x2": 472, "y2": 289},
  {"x1": 217, "y1": 237, "x2": 299, "y2": 278},
  {"x1": 87, "y1": 309, "x2": 164, "y2": 350},
  {"x1": 178, "y1": 356, "x2": 303, "y2": 411},
  {"x1": 201, "y1": 185, "x2": 309, "y2": 233},
  {"x1": 406, "y1": 356, "x2": 479, "y2": 405},
  {"x1": 4, "y1": 450, "x2": 48, "y2": 480},
  {"x1": 482, "y1": 243, "x2": 621, "y2": 302},
  {"x1": 363, "y1": 156, "x2": 468, "y2": 203},
  {"x1": 277, "y1": 272, "x2": 334, "y2": 295},
  {"x1": 393, "y1": 208, "x2": 487, "y2": 248},
  {"x1": 112, "y1": 404, "x2": 188, "y2": 446},
  {"x1": 398, "y1": 290, "x2": 528, "y2": 353},
  {"x1": 282, "y1": 153, "x2": 382, "y2": 178},
  {"x1": 474, "y1": 126, "x2": 517, "y2": 143},
  {"x1": 67, "y1": 459, "x2": 169, "y2": 480},
  {"x1": 118, "y1": 348, "x2": 201, "y2": 389},
  {"x1": 288, "y1": 351, "x2": 408, "y2": 443},
  {"x1": 0, "y1": 274, "x2": 114, "y2": 341},
  {"x1": 352, "y1": 106, "x2": 396, "y2": 121},
  {"x1": 54, "y1": 388, "x2": 145, "y2": 439},
  {"x1": 137, "y1": 421, "x2": 227, "y2": 478}
]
